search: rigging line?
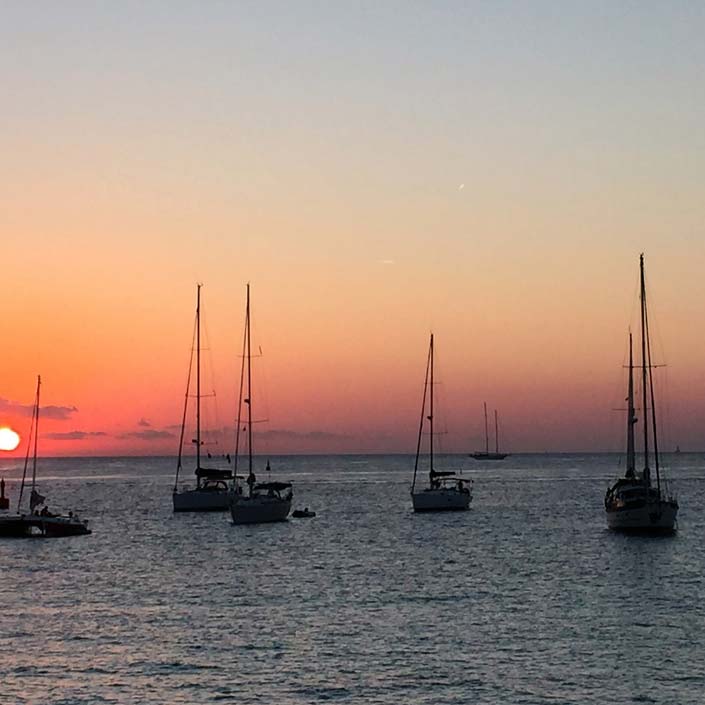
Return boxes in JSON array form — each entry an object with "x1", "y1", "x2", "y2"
[
  {"x1": 196, "y1": 284, "x2": 202, "y2": 480},
  {"x1": 249, "y1": 314, "x2": 272, "y2": 459},
  {"x1": 640, "y1": 255, "x2": 650, "y2": 479},
  {"x1": 17, "y1": 376, "x2": 40, "y2": 513},
  {"x1": 233, "y1": 302, "x2": 247, "y2": 476},
  {"x1": 430, "y1": 334, "x2": 434, "y2": 472},
  {"x1": 200, "y1": 299, "x2": 225, "y2": 456},
  {"x1": 246, "y1": 284, "x2": 253, "y2": 477},
  {"x1": 175, "y1": 306, "x2": 197, "y2": 491},
  {"x1": 31, "y1": 376, "x2": 40, "y2": 492},
  {"x1": 412, "y1": 335, "x2": 432, "y2": 492},
  {"x1": 643, "y1": 264, "x2": 662, "y2": 492}
]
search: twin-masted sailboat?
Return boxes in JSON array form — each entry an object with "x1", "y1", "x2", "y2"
[
  {"x1": 411, "y1": 334, "x2": 472, "y2": 512},
  {"x1": 173, "y1": 285, "x2": 233, "y2": 512},
  {"x1": 469, "y1": 402, "x2": 508, "y2": 460},
  {"x1": 229, "y1": 284, "x2": 293, "y2": 524},
  {"x1": 0, "y1": 376, "x2": 91, "y2": 538},
  {"x1": 604, "y1": 255, "x2": 679, "y2": 533}
]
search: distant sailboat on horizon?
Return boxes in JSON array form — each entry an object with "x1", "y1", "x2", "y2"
[{"x1": 469, "y1": 402, "x2": 508, "y2": 460}]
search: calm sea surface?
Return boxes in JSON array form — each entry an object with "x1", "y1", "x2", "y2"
[{"x1": 1, "y1": 453, "x2": 704, "y2": 704}]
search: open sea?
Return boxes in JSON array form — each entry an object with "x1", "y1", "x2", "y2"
[{"x1": 1, "y1": 453, "x2": 704, "y2": 704}]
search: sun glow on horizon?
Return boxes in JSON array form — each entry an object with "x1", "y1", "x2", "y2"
[{"x1": 0, "y1": 427, "x2": 21, "y2": 452}]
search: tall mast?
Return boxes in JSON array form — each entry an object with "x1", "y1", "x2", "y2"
[
  {"x1": 494, "y1": 409, "x2": 499, "y2": 454},
  {"x1": 626, "y1": 332, "x2": 636, "y2": 476},
  {"x1": 246, "y1": 284, "x2": 253, "y2": 477},
  {"x1": 412, "y1": 335, "x2": 432, "y2": 492},
  {"x1": 639, "y1": 254, "x2": 650, "y2": 487},
  {"x1": 483, "y1": 402, "x2": 489, "y2": 454},
  {"x1": 429, "y1": 333, "x2": 434, "y2": 473},
  {"x1": 196, "y1": 284, "x2": 201, "y2": 483}
]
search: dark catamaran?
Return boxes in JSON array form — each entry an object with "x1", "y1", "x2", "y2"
[
  {"x1": 604, "y1": 255, "x2": 678, "y2": 533},
  {"x1": 0, "y1": 376, "x2": 91, "y2": 538},
  {"x1": 469, "y1": 402, "x2": 508, "y2": 460},
  {"x1": 173, "y1": 285, "x2": 232, "y2": 511},
  {"x1": 411, "y1": 333, "x2": 472, "y2": 511}
]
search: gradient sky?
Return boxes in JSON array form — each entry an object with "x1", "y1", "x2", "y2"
[{"x1": 2, "y1": 2, "x2": 705, "y2": 456}]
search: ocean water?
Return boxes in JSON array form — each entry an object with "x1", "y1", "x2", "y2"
[{"x1": 1, "y1": 453, "x2": 704, "y2": 704}]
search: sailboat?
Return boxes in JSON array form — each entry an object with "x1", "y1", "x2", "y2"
[
  {"x1": 229, "y1": 284, "x2": 293, "y2": 524},
  {"x1": 604, "y1": 255, "x2": 679, "y2": 533},
  {"x1": 469, "y1": 402, "x2": 508, "y2": 460},
  {"x1": 173, "y1": 285, "x2": 233, "y2": 512},
  {"x1": 0, "y1": 376, "x2": 91, "y2": 538},
  {"x1": 411, "y1": 334, "x2": 472, "y2": 512}
]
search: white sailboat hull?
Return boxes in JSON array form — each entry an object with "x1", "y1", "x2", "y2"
[
  {"x1": 173, "y1": 488, "x2": 230, "y2": 512},
  {"x1": 230, "y1": 494, "x2": 292, "y2": 524},
  {"x1": 606, "y1": 501, "x2": 678, "y2": 533},
  {"x1": 411, "y1": 488, "x2": 472, "y2": 512}
]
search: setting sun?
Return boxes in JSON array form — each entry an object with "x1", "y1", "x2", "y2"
[{"x1": 0, "y1": 427, "x2": 20, "y2": 451}]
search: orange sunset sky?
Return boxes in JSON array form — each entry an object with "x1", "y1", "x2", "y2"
[{"x1": 2, "y1": 3, "x2": 705, "y2": 456}]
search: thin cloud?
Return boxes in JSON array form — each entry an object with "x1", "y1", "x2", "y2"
[
  {"x1": 119, "y1": 429, "x2": 175, "y2": 441},
  {"x1": 0, "y1": 397, "x2": 78, "y2": 420},
  {"x1": 44, "y1": 431, "x2": 108, "y2": 441},
  {"x1": 42, "y1": 404, "x2": 79, "y2": 420},
  {"x1": 255, "y1": 429, "x2": 351, "y2": 442},
  {"x1": 378, "y1": 259, "x2": 395, "y2": 265},
  {"x1": 137, "y1": 418, "x2": 151, "y2": 427}
]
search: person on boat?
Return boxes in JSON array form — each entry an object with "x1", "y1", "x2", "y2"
[{"x1": 247, "y1": 470, "x2": 256, "y2": 496}]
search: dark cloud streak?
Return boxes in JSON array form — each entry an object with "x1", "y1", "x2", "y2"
[
  {"x1": 255, "y1": 429, "x2": 350, "y2": 442},
  {"x1": 44, "y1": 431, "x2": 107, "y2": 441},
  {"x1": 119, "y1": 430, "x2": 175, "y2": 441},
  {"x1": 0, "y1": 398, "x2": 78, "y2": 420}
]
